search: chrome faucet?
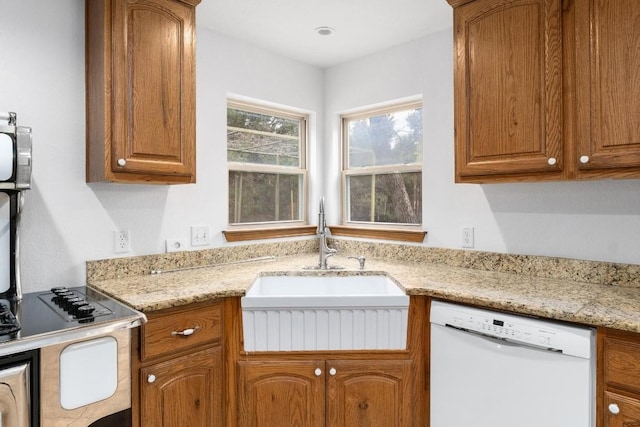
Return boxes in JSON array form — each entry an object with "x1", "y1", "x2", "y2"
[{"x1": 317, "y1": 197, "x2": 337, "y2": 269}]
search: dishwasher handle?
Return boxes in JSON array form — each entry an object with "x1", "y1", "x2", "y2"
[{"x1": 444, "y1": 324, "x2": 564, "y2": 354}]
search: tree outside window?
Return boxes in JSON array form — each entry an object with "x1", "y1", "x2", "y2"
[
  {"x1": 343, "y1": 101, "x2": 423, "y2": 225},
  {"x1": 227, "y1": 101, "x2": 307, "y2": 226}
]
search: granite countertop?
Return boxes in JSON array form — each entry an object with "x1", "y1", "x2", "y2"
[{"x1": 88, "y1": 247, "x2": 640, "y2": 333}]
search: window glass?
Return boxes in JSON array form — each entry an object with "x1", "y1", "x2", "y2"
[
  {"x1": 227, "y1": 101, "x2": 307, "y2": 226},
  {"x1": 343, "y1": 102, "x2": 422, "y2": 226}
]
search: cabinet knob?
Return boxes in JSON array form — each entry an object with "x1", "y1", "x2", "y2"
[
  {"x1": 329, "y1": 367, "x2": 337, "y2": 376},
  {"x1": 579, "y1": 155, "x2": 590, "y2": 164},
  {"x1": 314, "y1": 368, "x2": 322, "y2": 377},
  {"x1": 147, "y1": 374, "x2": 156, "y2": 383},
  {"x1": 117, "y1": 158, "x2": 126, "y2": 167},
  {"x1": 608, "y1": 403, "x2": 620, "y2": 415},
  {"x1": 547, "y1": 157, "x2": 557, "y2": 166}
]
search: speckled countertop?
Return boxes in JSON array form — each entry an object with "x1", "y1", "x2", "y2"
[{"x1": 87, "y1": 240, "x2": 640, "y2": 333}]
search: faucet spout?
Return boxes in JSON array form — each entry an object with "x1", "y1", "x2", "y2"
[{"x1": 317, "y1": 197, "x2": 337, "y2": 269}]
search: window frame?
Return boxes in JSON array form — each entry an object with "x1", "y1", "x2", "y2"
[
  {"x1": 226, "y1": 99, "x2": 309, "y2": 231},
  {"x1": 340, "y1": 100, "x2": 424, "y2": 230}
]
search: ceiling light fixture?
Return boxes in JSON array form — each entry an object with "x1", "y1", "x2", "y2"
[{"x1": 315, "y1": 26, "x2": 335, "y2": 36}]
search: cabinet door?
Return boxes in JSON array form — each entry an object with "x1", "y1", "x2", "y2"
[
  {"x1": 603, "y1": 392, "x2": 640, "y2": 427},
  {"x1": 452, "y1": 0, "x2": 563, "y2": 181},
  {"x1": 238, "y1": 360, "x2": 324, "y2": 427},
  {"x1": 110, "y1": 0, "x2": 196, "y2": 181},
  {"x1": 575, "y1": 0, "x2": 640, "y2": 175},
  {"x1": 326, "y1": 359, "x2": 412, "y2": 427},
  {"x1": 140, "y1": 346, "x2": 222, "y2": 427}
]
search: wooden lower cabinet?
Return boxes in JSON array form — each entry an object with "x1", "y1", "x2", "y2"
[
  {"x1": 603, "y1": 392, "x2": 640, "y2": 427},
  {"x1": 133, "y1": 300, "x2": 225, "y2": 427},
  {"x1": 598, "y1": 328, "x2": 640, "y2": 427},
  {"x1": 238, "y1": 358, "x2": 412, "y2": 427},
  {"x1": 141, "y1": 346, "x2": 223, "y2": 426}
]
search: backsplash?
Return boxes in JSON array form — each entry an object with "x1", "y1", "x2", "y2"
[{"x1": 86, "y1": 238, "x2": 640, "y2": 288}]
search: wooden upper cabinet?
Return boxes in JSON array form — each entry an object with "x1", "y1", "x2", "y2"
[
  {"x1": 574, "y1": 0, "x2": 640, "y2": 178},
  {"x1": 447, "y1": 0, "x2": 640, "y2": 182},
  {"x1": 451, "y1": 0, "x2": 563, "y2": 182},
  {"x1": 86, "y1": 0, "x2": 200, "y2": 184}
]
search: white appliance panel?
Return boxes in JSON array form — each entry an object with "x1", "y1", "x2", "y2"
[{"x1": 430, "y1": 301, "x2": 595, "y2": 427}]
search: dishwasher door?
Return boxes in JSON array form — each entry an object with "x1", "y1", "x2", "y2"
[{"x1": 430, "y1": 305, "x2": 595, "y2": 427}]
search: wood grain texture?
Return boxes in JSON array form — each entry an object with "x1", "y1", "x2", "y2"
[
  {"x1": 40, "y1": 329, "x2": 132, "y2": 427},
  {"x1": 141, "y1": 346, "x2": 222, "y2": 427},
  {"x1": 598, "y1": 328, "x2": 640, "y2": 427},
  {"x1": 222, "y1": 226, "x2": 317, "y2": 242},
  {"x1": 238, "y1": 360, "x2": 325, "y2": 427},
  {"x1": 328, "y1": 226, "x2": 427, "y2": 243},
  {"x1": 326, "y1": 359, "x2": 412, "y2": 427},
  {"x1": 453, "y1": 0, "x2": 563, "y2": 181},
  {"x1": 141, "y1": 301, "x2": 222, "y2": 360},
  {"x1": 575, "y1": 0, "x2": 640, "y2": 176},
  {"x1": 86, "y1": 0, "x2": 198, "y2": 184}
]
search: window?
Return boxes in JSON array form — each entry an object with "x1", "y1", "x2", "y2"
[
  {"x1": 227, "y1": 100, "x2": 307, "y2": 227},
  {"x1": 342, "y1": 101, "x2": 423, "y2": 226}
]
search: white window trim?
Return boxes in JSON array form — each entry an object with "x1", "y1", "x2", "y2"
[
  {"x1": 340, "y1": 99, "x2": 424, "y2": 229},
  {"x1": 227, "y1": 99, "x2": 309, "y2": 229}
]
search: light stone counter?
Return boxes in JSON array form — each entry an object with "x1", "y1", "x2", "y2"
[{"x1": 87, "y1": 240, "x2": 640, "y2": 333}]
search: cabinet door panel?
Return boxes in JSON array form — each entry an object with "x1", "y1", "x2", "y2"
[
  {"x1": 603, "y1": 391, "x2": 640, "y2": 427},
  {"x1": 453, "y1": 0, "x2": 562, "y2": 180},
  {"x1": 141, "y1": 346, "x2": 222, "y2": 427},
  {"x1": 238, "y1": 360, "x2": 324, "y2": 427},
  {"x1": 326, "y1": 359, "x2": 412, "y2": 427},
  {"x1": 576, "y1": 0, "x2": 640, "y2": 172},
  {"x1": 110, "y1": 0, "x2": 196, "y2": 179}
]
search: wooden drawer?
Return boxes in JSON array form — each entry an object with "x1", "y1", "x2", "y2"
[
  {"x1": 141, "y1": 302, "x2": 222, "y2": 360},
  {"x1": 602, "y1": 332, "x2": 640, "y2": 394},
  {"x1": 603, "y1": 391, "x2": 640, "y2": 427}
]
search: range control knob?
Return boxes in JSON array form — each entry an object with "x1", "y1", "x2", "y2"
[{"x1": 75, "y1": 304, "x2": 96, "y2": 318}]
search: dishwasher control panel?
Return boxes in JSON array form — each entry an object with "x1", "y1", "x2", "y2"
[{"x1": 430, "y1": 300, "x2": 594, "y2": 358}]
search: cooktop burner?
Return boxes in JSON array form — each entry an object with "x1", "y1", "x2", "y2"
[{"x1": 0, "y1": 302, "x2": 20, "y2": 336}]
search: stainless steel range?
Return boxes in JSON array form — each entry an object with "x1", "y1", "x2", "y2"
[{"x1": 0, "y1": 112, "x2": 145, "y2": 426}]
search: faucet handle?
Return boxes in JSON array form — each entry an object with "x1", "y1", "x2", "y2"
[{"x1": 348, "y1": 256, "x2": 366, "y2": 270}]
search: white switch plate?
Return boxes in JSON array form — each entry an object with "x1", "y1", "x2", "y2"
[
  {"x1": 191, "y1": 225, "x2": 210, "y2": 247},
  {"x1": 166, "y1": 239, "x2": 187, "y2": 253}
]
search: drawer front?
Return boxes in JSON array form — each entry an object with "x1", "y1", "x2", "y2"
[
  {"x1": 604, "y1": 336, "x2": 640, "y2": 393},
  {"x1": 604, "y1": 391, "x2": 640, "y2": 427},
  {"x1": 142, "y1": 303, "x2": 222, "y2": 360}
]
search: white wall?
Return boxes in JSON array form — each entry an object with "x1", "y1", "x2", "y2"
[
  {"x1": 0, "y1": 0, "x2": 323, "y2": 292},
  {"x1": 324, "y1": 29, "x2": 640, "y2": 265},
  {"x1": 1, "y1": 1, "x2": 638, "y2": 295}
]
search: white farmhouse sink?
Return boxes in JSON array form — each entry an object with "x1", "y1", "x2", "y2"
[{"x1": 241, "y1": 274, "x2": 409, "y2": 352}]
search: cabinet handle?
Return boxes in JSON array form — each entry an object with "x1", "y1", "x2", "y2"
[
  {"x1": 314, "y1": 368, "x2": 322, "y2": 377},
  {"x1": 147, "y1": 374, "x2": 156, "y2": 383},
  {"x1": 579, "y1": 155, "x2": 590, "y2": 164},
  {"x1": 171, "y1": 326, "x2": 200, "y2": 337},
  {"x1": 117, "y1": 158, "x2": 126, "y2": 167},
  {"x1": 329, "y1": 367, "x2": 336, "y2": 376},
  {"x1": 547, "y1": 157, "x2": 557, "y2": 166},
  {"x1": 608, "y1": 403, "x2": 620, "y2": 415}
]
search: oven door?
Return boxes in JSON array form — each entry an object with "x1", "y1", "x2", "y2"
[{"x1": 40, "y1": 329, "x2": 132, "y2": 427}]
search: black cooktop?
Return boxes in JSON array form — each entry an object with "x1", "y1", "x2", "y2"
[{"x1": 0, "y1": 286, "x2": 143, "y2": 346}]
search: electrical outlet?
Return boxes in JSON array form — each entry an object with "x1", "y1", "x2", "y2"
[
  {"x1": 115, "y1": 230, "x2": 130, "y2": 253},
  {"x1": 166, "y1": 239, "x2": 187, "y2": 253},
  {"x1": 191, "y1": 225, "x2": 210, "y2": 247},
  {"x1": 461, "y1": 227, "x2": 474, "y2": 248}
]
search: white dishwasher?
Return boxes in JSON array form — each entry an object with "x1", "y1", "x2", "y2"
[{"x1": 430, "y1": 300, "x2": 595, "y2": 427}]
